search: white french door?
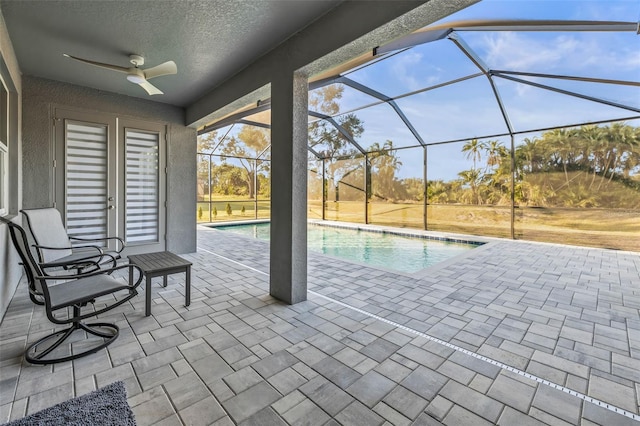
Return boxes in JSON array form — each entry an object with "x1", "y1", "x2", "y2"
[
  {"x1": 54, "y1": 108, "x2": 166, "y2": 255},
  {"x1": 119, "y1": 119, "x2": 166, "y2": 254}
]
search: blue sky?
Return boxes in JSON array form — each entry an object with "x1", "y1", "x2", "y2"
[{"x1": 334, "y1": 0, "x2": 640, "y2": 180}]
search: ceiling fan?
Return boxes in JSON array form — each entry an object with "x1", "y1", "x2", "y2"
[{"x1": 63, "y1": 53, "x2": 177, "y2": 95}]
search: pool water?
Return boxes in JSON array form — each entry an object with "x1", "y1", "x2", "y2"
[{"x1": 214, "y1": 222, "x2": 478, "y2": 273}]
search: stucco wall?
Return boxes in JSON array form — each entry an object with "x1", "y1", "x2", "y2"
[
  {"x1": 0, "y1": 7, "x2": 23, "y2": 320},
  {"x1": 22, "y1": 76, "x2": 196, "y2": 254}
]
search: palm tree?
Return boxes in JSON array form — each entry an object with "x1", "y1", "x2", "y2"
[
  {"x1": 458, "y1": 169, "x2": 483, "y2": 205},
  {"x1": 462, "y1": 139, "x2": 487, "y2": 171},
  {"x1": 579, "y1": 125, "x2": 604, "y2": 189},
  {"x1": 545, "y1": 128, "x2": 573, "y2": 184},
  {"x1": 517, "y1": 181, "x2": 554, "y2": 207},
  {"x1": 605, "y1": 122, "x2": 636, "y2": 184},
  {"x1": 428, "y1": 180, "x2": 449, "y2": 204},
  {"x1": 520, "y1": 137, "x2": 539, "y2": 173},
  {"x1": 621, "y1": 130, "x2": 640, "y2": 179},
  {"x1": 369, "y1": 140, "x2": 402, "y2": 201},
  {"x1": 485, "y1": 140, "x2": 507, "y2": 171}
]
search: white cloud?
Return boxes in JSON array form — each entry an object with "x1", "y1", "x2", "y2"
[
  {"x1": 390, "y1": 51, "x2": 424, "y2": 92},
  {"x1": 482, "y1": 32, "x2": 578, "y2": 71},
  {"x1": 390, "y1": 51, "x2": 443, "y2": 92},
  {"x1": 478, "y1": 31, "x2": 640, "y2": 74}
]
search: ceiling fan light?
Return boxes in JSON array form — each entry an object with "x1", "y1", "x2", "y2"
[{"x1": 126, "y1": 73, "x2": 145, "y2": 84}]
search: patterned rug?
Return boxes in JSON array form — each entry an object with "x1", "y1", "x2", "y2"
[{"x1": 3, "y1": 381, "x2": 136, "y2": 426}]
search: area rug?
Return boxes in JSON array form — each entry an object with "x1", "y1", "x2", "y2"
[{"x1": 3, "y1": 381, "x2": 136, "y2": 426}]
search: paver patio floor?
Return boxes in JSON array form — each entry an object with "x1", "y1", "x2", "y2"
[{"x1": 1, "y1": 224, "x2": 639, "y2": 425}]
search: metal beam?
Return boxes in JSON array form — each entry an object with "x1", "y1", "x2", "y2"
[
  {"x1": 449, "y1": 32, "x2": 514, "y2": 134},
  {"x1": 257, "y1": 144, "x2": 271, "y2": 160},
  {"x1": 338, "y1": 76, "x2": 427, "y2": 146},
  {"x1": 364, "y1": 153, "x2": 369, "y2": 224},
  {"x1": 423, "y1": 146, "x2": 427, "y2": 230},
  {"x1": 444, "y1": 19, "x2": 638, "y2": 33},
  {"x1": 336, "y1": 76, "x2": 391, "y2": 101},
  {"x1": 448, "y1": 31, "x2": 489, "y2": 73},
  {"x1": 387, "y1": 101, "x2": 427, "y2": 146},
  {"x1": 308, "y1": 110, "x2": 367, "y2": 155},
  {"x1": 209, "y1": 123, "x2": 236, "y2": 155},
  {"x1": 448, "y1": 30, "x2": 520, "y2": 239},
  {"x1": 495, "y1": 74, "x2": 640, "y2": 114},
  {"x1": 200, "y1": 101, "x2": 271, "y2": 134},
  {"x1": 375, "y1": 19, "x2": 638, "y2": 55},
  {"x1": 307, "y1": 146, "x2": 322, "y2": 159},
  {"x1": 492, "y1": 70, "x2": 640, "y2": 87},
  {"x1": 237, "y1": 119, "x2": 271, "y2": 129},
  {"x1": 375, "y1": 28, "x2": 452, "y2": 55},
  {"x1": 309, "y1": 76, "x2": 342, "y2": 91},
  {"x1": 393, "y1": 72, "x2": 484, "y2": 101},
  {"x1": 289, "y1": 72, "x2": 485, "y2": 129}
]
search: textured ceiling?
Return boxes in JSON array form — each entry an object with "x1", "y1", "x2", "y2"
[{"x1": 0, "y1": 0, "x2": 342, "y2": 107}]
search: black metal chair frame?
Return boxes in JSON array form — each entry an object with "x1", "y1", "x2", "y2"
[
  {"x1": 21, "y1": 207, "x2": 126, "y2": 271},
  {"x1": 5, "y1": 219, "x2": 143, "y2": 365}
]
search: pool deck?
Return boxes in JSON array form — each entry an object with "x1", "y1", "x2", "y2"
[{"x1": 1, "y1": 224, "x2": 640, "y2": 425}]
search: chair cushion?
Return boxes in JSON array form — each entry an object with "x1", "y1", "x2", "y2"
[
  {"x1": 22, "y1": 208, "x2": 72, "y2": 263},
  {"x1": 48, "y1": 275, "x2": 131, "y2": 310}
]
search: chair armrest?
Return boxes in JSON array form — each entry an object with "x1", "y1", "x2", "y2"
[
  {"x1": 98, "y1": 252, "x2": 118, "y2": 269},
  {"x1": 34, "y1": 244, "x2": 104, "y2": 253},
  {"x1": 36, "y1": 263, "x2": 144, "y2": 289},
  {"x1": 35, "y1": 244, "x2": 106, "y2": 269},
  {"x1": 69, "y1": 236, "x2": 126, "y2": 253}
]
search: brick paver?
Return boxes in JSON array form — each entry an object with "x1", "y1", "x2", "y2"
[{"x1": 1, "y1": 224, "x2": 639, "y2": 425}]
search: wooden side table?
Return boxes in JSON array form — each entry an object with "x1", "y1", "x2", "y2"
[{"x1": 128, "y1": 251, "x2": 192, "y2": 316}]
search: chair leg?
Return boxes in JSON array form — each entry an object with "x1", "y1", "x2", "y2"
[
  {"x1": 79, "y1": 322, "x2": 119, "y2": 338},
  {"x1": 29, "y1": 292, "x2": 45, "y2": 306},
  {"x1": 25, "y1": 322, "x2": 119, "y2": 365}
]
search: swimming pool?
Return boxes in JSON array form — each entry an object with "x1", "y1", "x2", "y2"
[{"x1": 213, "y1": 222, "x2": 480, "y2": 273}]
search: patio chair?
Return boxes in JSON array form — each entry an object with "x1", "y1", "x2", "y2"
[
  {"x1": 5, "y1": 218, "x2": 143, "y2": 364},
  {"x1": 21, "y1": 207, "x2": 125, "y2": 273}
]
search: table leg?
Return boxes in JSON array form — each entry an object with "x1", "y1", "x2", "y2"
[
  {"x1": 145, "y1": 275, "x2": 152, "y2": 316},
  {"x1": 185, "y1": 266, "x2": 191, "y2": 307},
  {"x1": 163, "y1": 275, "x2": 168, "y2": 288}
]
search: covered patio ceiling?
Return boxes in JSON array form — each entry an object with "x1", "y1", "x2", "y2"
[{"x1": 0, "y1": 0, "x2": 343, "y2": 108}]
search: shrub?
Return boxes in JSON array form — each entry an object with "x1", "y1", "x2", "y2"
[
  {"x1": 241, "y1": 205, "x2": 246, "y2": 216},
  {"x1": 198, "y1": 206, "x2": 203, "y2": 220},
  {"x1": 213, "y1": 207, "x2": 217, "y2": 218},
  {"x1": 226, "y1": 203, "x2": 232, "y2": 216}
]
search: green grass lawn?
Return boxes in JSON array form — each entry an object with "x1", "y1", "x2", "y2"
[{"x1": 197, "y1": 197, "x2": 270, "y2": 222}]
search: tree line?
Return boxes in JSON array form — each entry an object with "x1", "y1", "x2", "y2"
[
  {"x1": 431, "y1": 123, "x2": 640, "y2": 208},
  {"x1": 198, "y1": 83, "x2": 640, "y2": 209}
]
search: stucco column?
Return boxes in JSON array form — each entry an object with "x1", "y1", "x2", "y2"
[{"x1": 269, "y1": 71, "x2": 308, "y2": 304}]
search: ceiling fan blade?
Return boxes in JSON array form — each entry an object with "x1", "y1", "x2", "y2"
[
  {"x1": 143, "y1": 61, "x2": 177, "y2": 80},
  {"x1": 138, "y1": 80, "x2": 164, "y2": 95},
  {"x1": 63, "y1": 54, "x2": 129, "y2": 73}
]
